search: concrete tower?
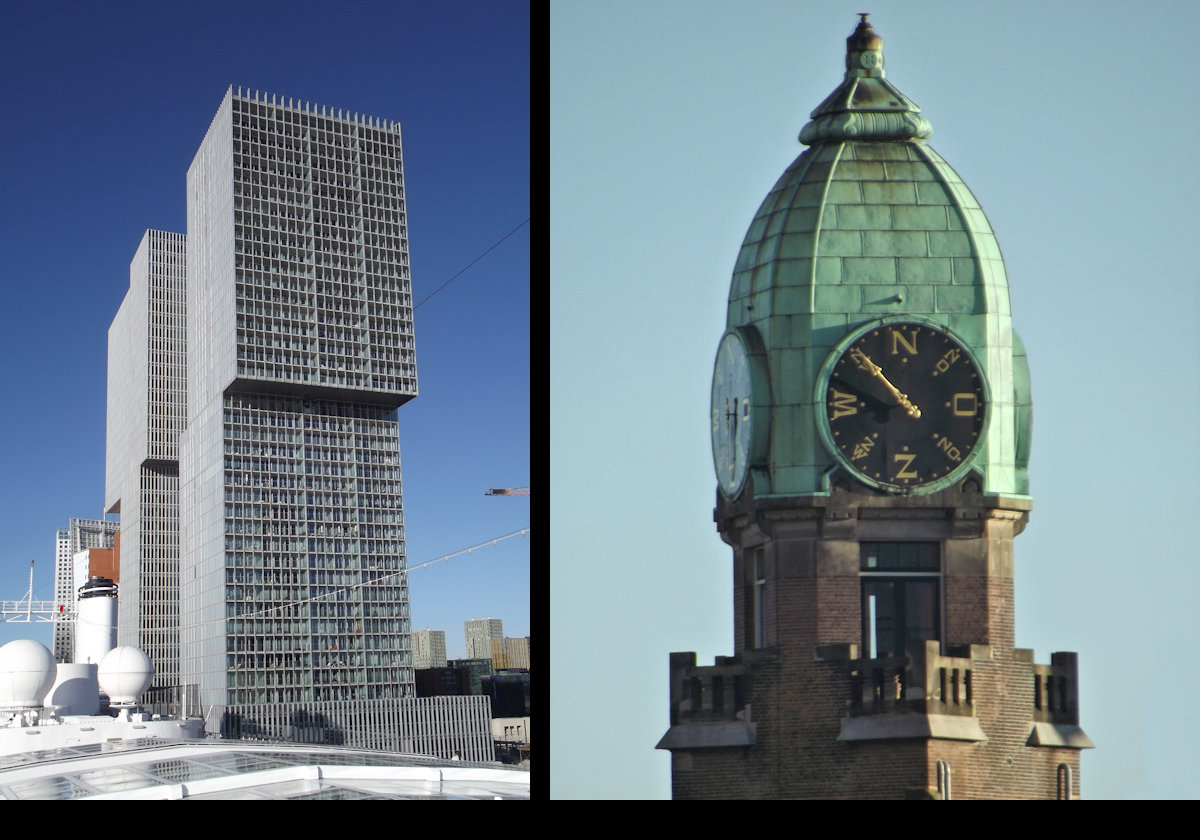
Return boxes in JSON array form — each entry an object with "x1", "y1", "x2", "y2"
[
  {"x1": 180, "y1": 87, "x2": 418, "y2": 727},
  {"x1": 658, "y1": 17, "x2": 1091, "y2": 799},
  {"x1": 105, "y1": 229, "x2": 187, "y2": 690}
]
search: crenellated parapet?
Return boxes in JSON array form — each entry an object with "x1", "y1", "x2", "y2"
[
  {"x1": 1028, "y1": 651, "x2": 1093, "y2": 749},
  {"x1": 656, "y1": 651, "x2": 762, "y2": 750}
]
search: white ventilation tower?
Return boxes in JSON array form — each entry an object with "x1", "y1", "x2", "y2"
[{"x1": 74, "y1": 577, "x2": 118, "y2": 666}]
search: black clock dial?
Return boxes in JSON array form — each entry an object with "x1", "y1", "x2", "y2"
[{"x1": 823, "y1": 322, "x2": 986, "y2": 491}]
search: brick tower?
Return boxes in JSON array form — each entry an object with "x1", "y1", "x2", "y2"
[{"x1": 657, "y1": 17, "x2": 1092, "y2": 799}]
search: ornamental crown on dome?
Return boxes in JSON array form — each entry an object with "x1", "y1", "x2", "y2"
[{"x1": 799, "y1": 15, "x2": 933, "y2": 145}]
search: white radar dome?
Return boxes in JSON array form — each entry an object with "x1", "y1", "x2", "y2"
[
  {"x1": 98, "y1": 646, "x2": 154, "y2": 706},
  {"x1": 0, "y1": 640, "x2": 56, "y2": 711}
]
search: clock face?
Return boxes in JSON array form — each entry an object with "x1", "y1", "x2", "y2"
[
  {"x1": 820, "y1": 322, "x2": 987, "y2": 492},
  {"x1": 712, "y1": 331, "x2": 754, "y2": 498}
]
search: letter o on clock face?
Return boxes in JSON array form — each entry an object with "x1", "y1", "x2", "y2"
[{"x1": 818, "y1": 321, "x2": 988, "y2": 493}]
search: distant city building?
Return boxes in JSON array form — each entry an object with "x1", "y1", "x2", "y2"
[
  {"x1": 72, "y1": 547, "x2": 118, "y2": 613},
  {"x1": 489, "y1": 636, "x2": 530, "y2": 670},
  {"x1": 52, "y1": 519, "x2": 119, "y2": 662},
  {"x1": 464, "y1": 618, "x2": 503, "y2": 659},
  {"x1": 105, "y1": 229, "x2": 187, "y2": 691},
  {"x1": 492, "y1": 716, "x2": 530, "y2": 766},
  {"x1": 493, "y1": 717, "x2": 530, "y2": 745},
  {"x1": 414, "y1": 629, "x2": 447, "y2": 669},
  {"x1": 482, "y1": 672, "x2": 530, "y2": 718},
  {"x1": 414, "y1": 666, "x2": 473, "y2": 698},
  {"x1": 83, "y1": 545, "x2": 119, "y2": 583},
  {"x1": 448, "y1": 658, "x2": 494, "y2": 696}
]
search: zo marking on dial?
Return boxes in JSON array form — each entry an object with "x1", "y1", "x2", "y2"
[{"x1": 823, "y1": 322, "x2": 986, "y2": 491}]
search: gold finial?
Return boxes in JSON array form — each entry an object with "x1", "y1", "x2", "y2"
[{"x1": 845, "y1": 14, "x2": 884, "y2": 78}]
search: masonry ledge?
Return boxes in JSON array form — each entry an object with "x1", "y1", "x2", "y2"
[
  {"x1": 838, "y1": 713, "x2": 986, "y2": 743},
  {"x1": 1026, "y1": 722, "x2": 1095, "y2": 750},
  {"x1": 656, "y1": 721, "x2": 756, "y2": 751}
]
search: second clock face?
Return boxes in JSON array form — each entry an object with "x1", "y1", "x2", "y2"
[
  {"x1": 822, "y1": 322, "x2": 987, "y2": 492},
  {"x1": 712, "y1": 331, "x2": 754, "y2": 499}
]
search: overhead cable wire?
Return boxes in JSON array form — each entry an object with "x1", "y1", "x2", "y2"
[
  {"x1": 414, "y1": 218, "x2": 530, "y2": 311},
  {"x1": 221, "y1": 527, "x2": 531, "y2": 622}
]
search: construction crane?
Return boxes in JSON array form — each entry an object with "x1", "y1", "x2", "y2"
[{"x1": 485, "y1": 487, "x2": 529, "y2": 497}]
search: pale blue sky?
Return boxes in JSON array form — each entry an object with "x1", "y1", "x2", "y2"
[
  {"x1": 552, "y1": 1, "x2": 1200, "y2": 799},
  {"x1": 0, "y1": 1, "x2": 529, "y2": 660}
]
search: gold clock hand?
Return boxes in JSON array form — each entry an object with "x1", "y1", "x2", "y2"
[{"x1": 848, "y1": 348, "x2": 922, "y2": 418}]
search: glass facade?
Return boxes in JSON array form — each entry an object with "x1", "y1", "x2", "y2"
[
  {"x1": 221, "y1": 394, "x2": 409, "y2": 704},
  {"x1": 0, "y1": 717, "x2": 521, "y2": 800}
]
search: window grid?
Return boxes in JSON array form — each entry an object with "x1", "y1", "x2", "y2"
[{"x1": 218, "y1": 394, "x2": 411, "y2": 704}]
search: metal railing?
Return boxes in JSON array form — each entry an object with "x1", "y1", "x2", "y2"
[{"x1": 0, "y1": 600, "x2": 60, "y2": 622}]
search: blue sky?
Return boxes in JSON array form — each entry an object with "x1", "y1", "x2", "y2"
[
  {"x1": 0, "y1": 1, "x2": 529, "y2": 660},
  {"x1": 553, "y1": 2, "x2": 1200, "y2": 799}
]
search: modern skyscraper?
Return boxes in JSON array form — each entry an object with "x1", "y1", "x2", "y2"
[
  {"x1": 105, "y1": 229, "x2": 187, "y2": 690},
  {"x1": 52, "y1": 519, "x2": 120, "y2": 662},
  {"x1": 413, "y1": 629, "x2": 447, "y2": 669},
  {"x1": 464, "y1": 618, "x2": 503, "y2": 660},
  {"x1": 179, "y1": 87, "x2": 418, "y2": 724}
]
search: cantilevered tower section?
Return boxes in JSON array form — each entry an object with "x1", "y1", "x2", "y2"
[{"x1": 181, "y1": 87, "x2": 418, "y2": 724}]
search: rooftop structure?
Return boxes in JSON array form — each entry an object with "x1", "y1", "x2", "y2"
[
  {"x1": 0, "y1": 740, "x2": 529, "y2": 800},
  {"x1": 0, "y1": 638, "x2": 522, "y2": 800}
]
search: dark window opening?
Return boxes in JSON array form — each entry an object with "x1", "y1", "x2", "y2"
[
  {"x1": 753, "y1": 548, "x2": 766, "y2": 649},
  {"x1": 861, "y1": 542, "x2": 941, "y2": 659}
]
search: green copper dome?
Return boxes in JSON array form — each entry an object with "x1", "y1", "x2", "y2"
[{"x1": 725, "y1": 16, "x2": 1032, "y2": 500}]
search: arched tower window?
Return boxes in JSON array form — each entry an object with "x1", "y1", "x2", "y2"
[
  {"x1": 1057, "y1": 763, "x2": 1073, "y2": 800},
  {"x1": 936, "y1": 760, "x2": 952, "y2": 800}
]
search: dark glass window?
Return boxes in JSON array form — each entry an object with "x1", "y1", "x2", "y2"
[
  {"x1": 861, "y1": 542, "x2": 941, "y2": 659},
  {"x1": 861, "y1": 542, "x2": 939, "y2": 572}
]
